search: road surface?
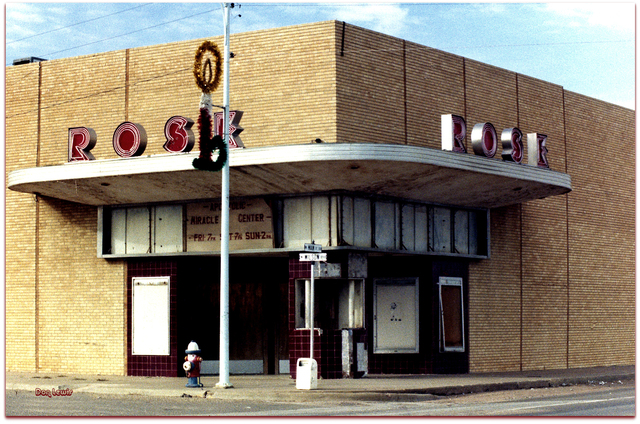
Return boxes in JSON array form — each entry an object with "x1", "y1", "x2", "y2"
[{"x1": 5, "y1": 379, "x2": 634, "y2": 417}]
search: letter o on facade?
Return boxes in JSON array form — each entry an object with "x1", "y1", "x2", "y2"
[
  {"x1": 113, "y1": 122, "x2": 147, "y2": 158},
  {"x1": 471, "y1": 122, "x2": 498, "y2": 158}
]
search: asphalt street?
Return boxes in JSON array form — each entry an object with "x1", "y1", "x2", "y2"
[{"x1": 6, "y1": 379, "x2": 634, "y2": 417}]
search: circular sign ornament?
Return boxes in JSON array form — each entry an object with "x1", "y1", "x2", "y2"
[
  {"x1": 193, "y1": 41, "x2": 222, "y2": 94},
  {"x1": 192, "y1": 40, "x2": 227, "y2": 172}
]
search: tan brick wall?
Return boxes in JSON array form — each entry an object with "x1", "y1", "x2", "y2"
[
  {"x1": 38, "y1": 52, "x2": 127, "y2": 164},
  {"x1": 35, "y1": 198, "x2": 126, "y2": 374},
  {"x1": 336, "y1": 23, "x2": 405, "y2": 144},
  {"x1": 6, "y1": 21, "x2": 635, "y2": 375},
  {"x1": 467, "y1": 70, "x2": 634, "y2": 372},
  {"x1": 463, "y1": 68, "x2": 556, "y2": 372},
  {"x1": 6, "y1": 55, "x2": 129, "y2": 374},
  {"x1": 405, "y1": 43, "x2": 465, "y2": 149},
  {"x1": 520, "y1": 196, "x2": 569, "y2": 370},
  {"x1": 464, "y1": 59, "x2": 519, "y2": 143},
  {"x1": 564, "y1": 91, "x2": 635, "y2": 367},
  {"x1": 127, "y1": 21, "x2": 339, "y2": 152},
  {"x1": 24, "y1": 21, "x2": 339, "y2": 165},
  {"x1": 5, "y1": 20, "x2": 340, "y2": 375},
  {"x1": 229, "y1": 22, "x2": 339, "y2": 147},
  {"x1": 6, "y1": 63, "x2": 40, "y2": 372},
  {"x1": 468, "y1": 205, "x2": 523, "y2": 372},
  {"x1": 518, "y1": 76, "x2": 569, "y2": 370}
]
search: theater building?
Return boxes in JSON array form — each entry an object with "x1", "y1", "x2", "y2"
[{"x1": 6, "y1": 21, "x2": 634, "y2": 378}]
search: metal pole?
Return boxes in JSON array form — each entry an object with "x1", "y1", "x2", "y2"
[
  {"x1": 304, "y1": 279, "x2": 311, "y2": 330},
  {"x1": 216, "y1": 1, "x2": 232, "y2": 389},
  {"x1": 309, "y1": 262, "x2": 314, "y2": 360}
]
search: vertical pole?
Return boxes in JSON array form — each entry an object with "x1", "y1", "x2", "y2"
[
  {"x1": 216, "y1": 1, "x2": 232, "y2": 389},
  {"x1": 309, "y1": 262, "x2": 314, "y2": 360},
  {"x1": 304, "y1": 280, "x2": 311, "y2": 329}
]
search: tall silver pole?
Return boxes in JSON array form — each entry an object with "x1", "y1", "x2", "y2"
[
  {"x1": 216, "y1": 1, "x2": 232, "y2": 389},
  {"x1": 309, "y1": 262, "x2": 314, "y2": 360}
]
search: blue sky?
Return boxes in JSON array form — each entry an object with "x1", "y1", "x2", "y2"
[{"x1": 5, "y1": 2, "x2": 636, "y2": 109}]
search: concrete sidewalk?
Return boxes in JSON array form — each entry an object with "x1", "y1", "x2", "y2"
[{"x1": 6, "y1": 365, "x2": 634, "y2": 403}]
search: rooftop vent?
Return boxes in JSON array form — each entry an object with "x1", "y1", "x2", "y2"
[{"x1": 13, "y1": 57, "x2": 47, "y2": 66}]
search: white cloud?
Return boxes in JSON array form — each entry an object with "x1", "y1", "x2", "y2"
[
  {"x1": 325, "y1": 3, "x2": 410, "y2": 37},
  {"x1": 541, "y1": 3, "x2": 635, "y2": 35},
  {"x1": 5, "y1": 3, "x2": 48, "y2": 40}
]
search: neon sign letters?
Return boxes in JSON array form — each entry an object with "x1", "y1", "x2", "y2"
[
  {"x1": 441, "y1": 114, "x2": 549, "y2": 168},
  {"x1": 68, "y1": 127, "x2": 97, "y2": 161},
  {"x1": 68, "y1": 113, "x2": 243, "y2": 162}
]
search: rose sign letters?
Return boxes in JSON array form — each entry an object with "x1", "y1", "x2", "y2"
[
  {"x1": 68, "y1": 113, "x2": 243, "y2": 162},
  {"x1": 68, "y1": 113, "x2": 547, "y2": 168},
  {"x1": 441, "y1": 114, "x2": 549, "y2": 168}
]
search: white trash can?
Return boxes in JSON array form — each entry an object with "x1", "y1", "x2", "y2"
[{"x1": 295, "y1": 358, "x2": 318, "y2": 390}]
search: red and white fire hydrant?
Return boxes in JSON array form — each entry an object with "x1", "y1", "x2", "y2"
[{"x1": 183, "y1": 341, "x2": 203, "y2": 388}]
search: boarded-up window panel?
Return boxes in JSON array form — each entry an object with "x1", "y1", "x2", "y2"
[
  {"x1": 126, "y1": 207, "x2": 150, "y2": 254},
  {"x1": 341, "y1": 196, "x2": 354, "y2": 246},
  {"x1": 432, "y1": 207, "x2": 451, "y2": 253},
  {"x1": 132, "y1": 277, "x2": 170, "y2": 355},
  {"x1": 283, "y1": 197, "x2": 311, "y2": 248},
  {"x1": 111, "y1": 208, "x2": 127, "y2": 254},
  {"x1": 154, "y1": 205, "x2": 183, "y2": 253},
  {"x1": 330, "y1": 196, "x2": 339, "y2": 247},
  {"x1": 342, "y1": 196, "x2": 372, "y2": 247},
  {"x1": 454, "y1": 210, "x2": 469, "y2": 254},
  {"x1": 402, "y1": 204, "x2": 415, "y2": 251},
  {"x1": 311, "y1": 196, "x2": 330, "y2": 247},
  {"x1": 468, "y1": 210, "x2": 479, "y2": 255},
  {"x1": 414, "y1": 205, "x2": 428, "y2": 252},
  {"x1": 374, "y1": 201, "x2": 396, "y2": 250},
  {"x1": 353, "y1": 198, "x2": 371, "y2": 247}
]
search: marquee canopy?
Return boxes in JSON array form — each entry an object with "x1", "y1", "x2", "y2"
[{"x1": 8, "y1": 143, "x2": 572, "y2": 208}]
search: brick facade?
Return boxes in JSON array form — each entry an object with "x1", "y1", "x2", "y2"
[{"x1": 6, "y1": 21, "x2": 634, "y2": 375}]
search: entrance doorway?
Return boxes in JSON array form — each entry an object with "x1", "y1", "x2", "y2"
[{"x1": 177, "y1": 257, "x2": 289, "y2": 375}]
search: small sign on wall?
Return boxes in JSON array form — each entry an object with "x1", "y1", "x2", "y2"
[{"x1": 186, "y1": 198, "x2": 274, "y2": 252}]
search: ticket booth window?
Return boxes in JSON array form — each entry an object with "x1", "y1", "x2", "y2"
[
  {"x1": 295, "y1": 279, "x2": 364, "y2": 329},
  {"x1": 439, "y1": 276, "x2": 465, "y2": 352}
]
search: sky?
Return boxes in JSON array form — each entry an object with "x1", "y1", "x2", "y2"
[{"x1": 4, "y1": 2, "x2": 636, "y2": 109}]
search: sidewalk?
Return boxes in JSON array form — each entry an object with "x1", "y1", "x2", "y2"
[{"x1": 6, "y1": 365, "x2": 634, "y2": 403}]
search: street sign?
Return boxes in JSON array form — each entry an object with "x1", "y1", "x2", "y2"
[
  {"x1": 299, "y1": 253, "x2": 327, "y2": 262},
  {"x1": 304, "y1": 243, "x2": 322, "y2": 253}
]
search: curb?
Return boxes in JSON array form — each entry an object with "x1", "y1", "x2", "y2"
[
  {"x1": 377, "y1": 373, "x2": 635, "y2": 397},
  {"x1": 263, "y1": 372, "x2": 636, "y2": 403}
]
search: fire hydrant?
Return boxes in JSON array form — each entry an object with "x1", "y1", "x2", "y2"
[{"x1": 183, "y1": 341, "x2": 203, "y2": 388}]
